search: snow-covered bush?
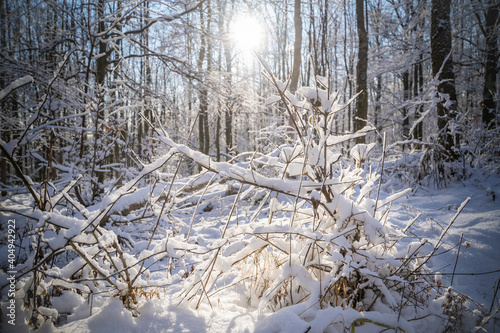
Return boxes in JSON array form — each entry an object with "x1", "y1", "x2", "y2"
[
  {"x1": 168, "y1": 63, "x2": 473, "y2": 332},
  {"x1": 0, "y1": 149, "x2": 185, "y2": 328},
  {"x1": 1, "y1": 64, "x2": 483, "y2": 332}
]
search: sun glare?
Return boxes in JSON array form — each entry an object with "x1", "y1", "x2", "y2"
[{"x1": 231, "y1": 14, "x2": 265, "y2": 54}]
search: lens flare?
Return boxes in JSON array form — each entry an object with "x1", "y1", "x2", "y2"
[{"x1": 231, "y1": 14, "x2": 264, "y2": 53}]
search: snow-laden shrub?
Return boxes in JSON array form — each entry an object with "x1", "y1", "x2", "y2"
[
  {"x1": 0, "y1": 151, "x2": 187, "y2": 328},
  {"x1": 1, "y1": 65, "x2": 480, "y2": 332},
  {"x1": 172, "y1": 63, "x2": 471, "y2": 332}
]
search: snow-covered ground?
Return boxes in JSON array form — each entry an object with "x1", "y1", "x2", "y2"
[
  {"x1": 392, "y1": 169, "x2": 500, "y2": 313},
  {"x1": 1, "y1": 165, "x2": 500, "y2": 332}
]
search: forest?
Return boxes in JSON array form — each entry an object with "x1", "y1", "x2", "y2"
[{"x1": 0, "y1": 0, "x2": 499, "y2": 331}]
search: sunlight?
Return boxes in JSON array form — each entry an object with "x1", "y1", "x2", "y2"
[{"x1": 230, "y1": 14, "x2": 265, "y2": 60}]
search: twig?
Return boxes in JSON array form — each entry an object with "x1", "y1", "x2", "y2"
[
  {"x1": 374, "y1": 132, "x2": 387, "y2": 216},
  {"x1": 186, "y1": 173, "x2": 217, "y2": 241},
  {"x1": 450, "y1": 233, "x2": 463, "y2": 287},
  {"x1": 490, "y1": 275, "x2": 500, "y2": 313},
  {"x1": 0, "y1": 143, "x2": 42, "y2": 209},
  {"x1": 411, "y1": 197, "x2": 470, "y2": 274}
]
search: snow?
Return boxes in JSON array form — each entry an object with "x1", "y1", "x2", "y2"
[
  {"x1": 51, "y1": 291, "x2": 85, "y2": 314},
  {"x1": 0, "y1": 138, "x2": 19, "y2": 156},
  {"x1": 1, "y1": 167, "x2": 499, "y2": 332},
  {"x1": 350, "y1": 142, "x2": 376, "y2": 165},
  {"x1": 1, "y1": 130, "x2": 499, "y2": 333},
  {"x1": 376, "y1": 188, "x2": 412, "y2": 210},
  {"x1": 0, "y1": 75, "x2": 33, "y2": 101},
  {"x1": 326, "y1": 125, "x2": 375, "y2": 146},
  {"x1": 392, "y1": 172, "x2": 500, "y2": 310},
  {"x1": 265, "y1": 95, "x2": 281, "y2": 106}
]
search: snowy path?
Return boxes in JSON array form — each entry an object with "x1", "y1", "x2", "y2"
[{"x1": 390, "y1": 171, "x2": 500, "y2": 316}]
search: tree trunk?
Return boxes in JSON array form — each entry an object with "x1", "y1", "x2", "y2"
[
  {"x1": 290, "y1": 0, "x2": 302, "y2": 93},
  {"x1": 223, "y1": 2, "x2": 233, "y2": 155},
  {"x1": 320, "y1": 0, "x2": 328, "y2": 77},
  {"x1": 216, "y1": 107, "x2": 221, "y2": 162},
  {"x1": 306, "y1": 0, "x2": 315, "y2": 86},
  {"x1": 343, "y1": 0, "x2": 352, "y2": 137},
  {"x1": 198, "y1": 3, "x2": 207, "y2": 155},
  {"x1": 402, "y1": 71, "x2": 410, "y2": 141},
  {"x1": 413, "y1": 57, "x2": 424, "y2": 142},
  {"x1": 431, "y1": 0, "x2": 458, "y2": 157},
  {"x1": 92, "y1": 0, "x2": 108, "y2": 199},
  {"x1": 287, "y1": 0, "x2": 302, "y2": 140},
  {"x1": 203, "y1": 1, "x2": 212, "y2": 156},
  {"x1": 481, "y1": 0, "x2": 499, "y2": 128},
  {"x1": 143, "y1": 2, "x2": 152, "y2": 140},
  {"x1": 413, "y1": 1, "x2": 425, "y2": 144},
  {"x1": 355, "y1": 0, "x2": 368, "y2": 144},
  {"x1": 96, "y1": 0, "x2": 107, "y2": 88}
]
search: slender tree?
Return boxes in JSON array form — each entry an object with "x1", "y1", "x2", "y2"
[
  {"x1": 477, "y1": 0, "x2": 499, "y2": 128},
  {"x1": 290, "y1": 0, "x2": 302, "y2": 93},
  {"x1": 197, "y1": 1, "x2": 211, "y2": 156},
  {"x1": 224, "y1": 38, "x2": 233, "y2": 156},
  {"x1": 355, "y1": 0, "x2": 368, "y2": 144},
  {"x1": 431, "y1": 0, "x2": 459, "y2": 157}
]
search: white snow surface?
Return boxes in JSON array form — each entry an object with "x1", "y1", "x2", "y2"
[
  {"x1": 1, "y1": 166, "x2": 499, "y2": 332},
  {"x1": 391, "y1": 171, "x2": 500, "y2": 310},
  {"x1": 0, "y1": 75, "x2": 33, "y2": 101}
]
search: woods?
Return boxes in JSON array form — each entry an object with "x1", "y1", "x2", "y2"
[
  {"x1": 0, "y1": 0, "x2": 498, "y2": 190},
  {"x1": 0, "y1": 0, "x2": 499, "y2": 331}
]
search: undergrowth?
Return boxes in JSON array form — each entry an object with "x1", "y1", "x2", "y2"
[{"x1": 0, "y1": 62, "x2": 496, "y2": 332}]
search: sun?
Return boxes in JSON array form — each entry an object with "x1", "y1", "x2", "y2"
[{"x1": 230, "y1": 14, "x2": 265, "y2": 54}]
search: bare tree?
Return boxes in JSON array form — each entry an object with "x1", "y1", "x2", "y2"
[
  {"x1": 355, "y1": 0, "x2": 368, "y2": 144},
  {"x1": 475, "y1": 0, "x2": 499, "y2": 128},
  {"x1": 431, "y1": 0, "x2": 459, "y2": 158},
  {"x1": 290, "y1": 0, "x2": 302, "y2": 93},
  {"x1": 197, "y1": 1, "x2": 211, "y2": 156}
]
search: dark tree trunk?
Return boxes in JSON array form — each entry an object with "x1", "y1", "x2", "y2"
[
  {"x1": 413, "y1": 58, "x2": 424, "y2": 142},
  {"x1": 431, "y1": 0, "x2": 458, "y2": 157},
  {"x1": 355, "y1": 0, "x2": 368, "y2": 144},
  {"x1": 92, "y1": 0, "x2": 108, "y2": 199},
  {"x1": 96, "y1": 0, "x2": 107, "y2": 88},
  {"x1": 143, "y1": 2, "x2": 152, "y2": 140},
  {"x1": 481, "y1": 0, "x2": 499, "y2": 128},
  {"x1": 197, "y1": 3, "x2": 208, "y2": 156},
  {"x1": 320, "y1": 0, "x2": 329, "y2": 77},
  {"x1": 402, "y1": 71, "x2": 410, "y2": 140}
]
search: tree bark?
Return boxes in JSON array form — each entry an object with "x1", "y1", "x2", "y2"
[
  {"x1": 320, "y1": 0, "x2": 329, "y2": 77},
  {"x1": 203, "y1": 1, "x2": 212, "y2": 156},
  {"x1": 290, "y1": 0, "x2": 302, "y2": 93},
  {"x1": 143, "y1": 2, "x2": 152, "y2": 140},
  {"x1": 96, "y1": 0, "x2": 107, "y2": 88},
  {"x1": 481, "y1": 0, "x2": 499, "y2": 128},
  {"x1": 431, "y1": 0, "x2": 458, "y2": 157},
  {"x1": 402, "y1": 71, "x2": 410, "y2": 140},
  {"x1": 222, "y1": 1, "x2": 233, "y2": 156},
  {"x1": 355, "y1": 0, "x2": 368, "y2": 144},
  {"x1": 91, "y1": 0, "x2": 108, "y2": 200},
  {"x1": 413, "y1": 57, "x2": 424, "y2": 142},
  {"x1": 287, "y1": 0, "x2": 302, "y2": 140},
  {"x1": 198, "y1": 3, "x2": 207, "y2": 155}
]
